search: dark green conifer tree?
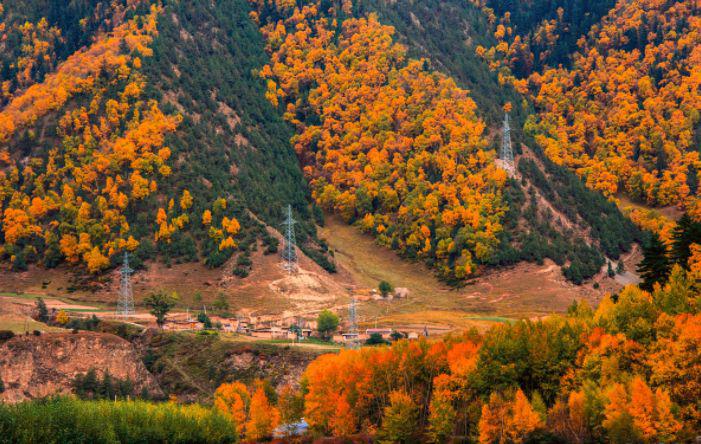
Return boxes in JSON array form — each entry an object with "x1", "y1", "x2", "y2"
[
  {"x1": 637, "y1": 234, "x2": 671, "y2": 291},
  {"x1": 670, "y1": 213, "x2": 701, "y2": 267}
]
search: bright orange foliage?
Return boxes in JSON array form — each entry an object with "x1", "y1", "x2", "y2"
[
  {"x1": 55, "y1": 309, "x2": 69, "y2": 325},
  {"x1": 478, "y1": 0, "x2": 701, "y2": 216},
  {"x1": 0, "y1": 5, "x2": 160, "y2": 144},
  {"x1": 245, "y1": 380, "x2": 280, "y2": 441},
  {"x1": 602, "y1": 376, "x2": 682, "y2": 442},
  {"x1": 252, "y1": 0, "x2": 506, "y2": 280},
  {"x1": 202, "y1": 209, "x2": 212, "y2": 226},
  {"x1": 0, "y1": 5, "x2": 181, "y2": 271},
  {"x1": 649, "y1": 313, "x2": 701, "y2": 427},
  {"x1": 214, "y1": 381, "x2": 250, "y2": 436},
  {"x1": 302, "y1": 339, "x2": 451, "y2": 434},
  {"x1": 478, "y1": 389, "x2": 543, "y2": 444},
  {"x1": 329, "y1": 394, "x2": 355, "y2": 436}
]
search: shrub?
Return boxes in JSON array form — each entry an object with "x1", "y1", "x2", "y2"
[
  {"x1": 0, "y1": 398, "x2": 237, "y2": 443},
  {"x1": 35, "y1": 298, "x2": 48, "y2": 323},
  {"x1": 366, "y1": 333, "x2": 389, "y2": 345},
  {"x1": 236, "y1": 255, "x2": 252, "y2": 267},
  {"x1": 66, "y1": 315, "x2": 101, "y2": 332},
  {"x1": 379, "y1": 280, "x2": 394, "y2": 297},
  {"x1": 0, "y1": 330, "x2": 15, "y2": 342},
  {"x1": 197, "y1": 312, "x2": 213, "y2": 329},
  {"x1": 232, "y1": 267, "x2": 250, "y2": 278}
]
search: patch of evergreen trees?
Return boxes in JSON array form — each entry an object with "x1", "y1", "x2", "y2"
[
  {"x1": 72, "y1": 369, "x2": 137, "y2": 400},
  {"x1": 638, "y1": 213, "x2": 701, "y2": 290}
]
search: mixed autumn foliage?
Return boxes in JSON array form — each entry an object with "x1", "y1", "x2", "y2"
[
  {"x1": 212, "y1": 265, "x2": 698, "y2": 442},
  {"x1": 474, "y1": 0, "x2": 701, "y2": 221},
  {"x1": 251, "y1": 0, "x2": 508, "y2": 281},
  {"x1": 0, "y1": 0, "x2": 695, "y2": 285},
  {"x1": 0, "y1": 1, "x2": 248, "y2": 273}
]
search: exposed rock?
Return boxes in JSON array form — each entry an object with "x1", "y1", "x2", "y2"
[{"x1": 0, "y1": 331, "x2": 160, "y2": 403}]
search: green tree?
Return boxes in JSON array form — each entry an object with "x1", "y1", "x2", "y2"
[
  {"x1": 427, "y1": 394, "x2": 456, "y2": 443},
  {"x1": 607, "y1": 286, "x2": 659, "y2": 344},
  {"x1": 366, "y1": 333, "x2": 388, "y2": 345},
  {"x1": 637, "y1": 234, "x2": 671, "y2": 291},
  {"x1": 671, "y1": 213, "x2": 701, "y2": 267},
  {"x1": 35, "y1": 297, "x2": 48, "y2": 323},
  {"x1": 143, "y1": 291, "x2": 179, "y2": 328},
  {"x1": 605, "y1": 412, "x2": 641, "y2": 444},
  {"x1": 197, "y1": 312, "x2": 212, "y2": 329},
  {"x1": 652, "y1": 264, "x2": 694, "y2": 315},
  {"x1": 317, "y1": 309, "x2": 339, "y2": 340},
  {"x1": 289, "y1": 324, "x2": 302, "y2": 341},
  {"x1": 212, "y1": 293, "x2": 229, "y2": 312},
  {"x1": 278, "y1": 385, "x2": 305, "y2": 432},
  {"x1": 616, "y1": 261, "x2": 625, "y2": 274},
  {"x1": 379, "y1": 280, "x2": 394, "y2": 297},
  {"x1": 377, "y1": 391, "x2": 419, "y2": 444}
]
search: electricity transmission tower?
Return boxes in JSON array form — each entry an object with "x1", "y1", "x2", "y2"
[
  {"x1": 347, "y1": 294, "x2": 360, "y2": 349},
  {"x1": 281, "y1": 204, "x2": 298, "y2": 274},
  {"x1": 116, "y1": 252, "x2": 135, "y2": 318},
  {"x1": 500, "y1": 111, "x2": 516, "y2": 177}
]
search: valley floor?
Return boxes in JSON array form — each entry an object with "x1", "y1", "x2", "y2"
[{"x1": 0, "y1": 215, "x2": 639, "y2": 338}]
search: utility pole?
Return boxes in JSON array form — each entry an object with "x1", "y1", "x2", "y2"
[
  {"x1": 500, "y1": 111, "x2": 516, "y2": 177},
  {"x1": 116, "y1": 252, "x2": 134, "y2": 318},
  {"x1": 281, "y1": 204, "x2": 298, "y2": 274}
]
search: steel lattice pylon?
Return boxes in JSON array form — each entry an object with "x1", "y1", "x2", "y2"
[
  {"x1": 116, "y1": 252, "x2": 135, "y2": 318},
  {"x1": 500, "y1": 111, "x2": 516, "y2": 177},
  {"x1": 281, "y1": 204, "x2": 298, "y2": 274},
  {"x1": 347, "y1": 294, "x2": 360, "y2": 349}
]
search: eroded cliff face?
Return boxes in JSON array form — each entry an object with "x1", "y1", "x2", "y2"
[
  {"x1": 136, "y1": 330, "x2": 324, "y2": 403},
  {"x1": 0, "y1": 331, "x2": 160, "y2": 403}
]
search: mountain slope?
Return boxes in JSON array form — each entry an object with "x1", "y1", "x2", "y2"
[
  {"x1": 0, "y1": 0, "x2": 642, "y2": 290},
  {"x1": 0, "y1": 0, "x2": 333, "y2": 278},
  {"x1": 270, "y1": 0, "x2": 639, "y2": 282},
  {"x1": 141, "y1": 0, "x2": 332, "y2": 269},
  {"x1": 476, "y1": 0, "x2": 701, "y2": 217},
  {"x1": 355, "y1": 0, "x2": 527, "y2": 129}
]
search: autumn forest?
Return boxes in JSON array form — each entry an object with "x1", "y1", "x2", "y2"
[{"x1": 0, "y1": 0, "x2": 700, "y2": 442}]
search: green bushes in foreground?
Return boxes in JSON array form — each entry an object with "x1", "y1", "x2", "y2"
[{"x1": 0, "y1": 397, "x2": 237, "y2": 444}]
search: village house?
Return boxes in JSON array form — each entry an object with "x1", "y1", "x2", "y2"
[
  {"x1": 163, "y1": 319, "x2": 203, "y2": 331},
  {"x1": 365, "y1": 328, "x2": 393, "y2": 339}
]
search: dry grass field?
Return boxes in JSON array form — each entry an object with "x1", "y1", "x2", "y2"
[{"x1": 318, "y1": 216, "x2": 620, "y2": 332}]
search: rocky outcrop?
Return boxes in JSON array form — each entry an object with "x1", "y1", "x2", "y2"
[{"x1": 0, "y1": 331, "x2": 160, "y2": 403}]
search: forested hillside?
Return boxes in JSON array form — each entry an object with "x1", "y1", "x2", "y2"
[
  {"x1": 1, "y1": 0, "x2": 683, "y2": 287},
  {"x1": 248, "y1": 0, "x2": 639, "y2": 283},
  {"x1": 475, "y1": 0, "x2": 618, "y2": 74},
  {"x1": 251, "y1": 0, "x2": 511, "y2": 281},
  {"x1": 476, "y1": 0, "x2": 701, "y2": 218},
  {"x1": 362, "y1": 0, "x2": 641, "y2": 278},
  {"x1": 355, "y1": 0, "x2": 527, "y2": 128},
  {"x1": 0, "y1": 0, "x2": 332, "y2": 276}
]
